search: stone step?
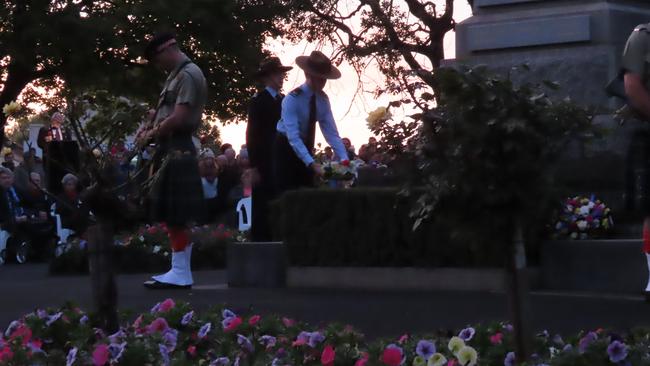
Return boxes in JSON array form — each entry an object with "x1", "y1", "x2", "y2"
[{"x1": 541, "y1": 239, "x2": 646, "y2": 294}]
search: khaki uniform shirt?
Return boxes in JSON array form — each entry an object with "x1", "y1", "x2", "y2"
[
  {"x1": 156, "y1": 53, "x2": 207, "y2": 132},
  {"x1": 622, "y1": 23, "x2": 650, "y2": 91}
]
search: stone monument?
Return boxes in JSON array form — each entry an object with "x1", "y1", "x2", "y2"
[{"x1": 449, "y1": 0, "x2": 650, "y2": 208}]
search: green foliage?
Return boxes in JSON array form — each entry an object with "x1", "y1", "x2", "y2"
[
  {"x1": 0, "y1": 0, "x2": 291, "y2": 122},
  {"x1": 271, "y1": 188, "x2": 539, "y2": 267},
  {"x1": 412, "y1": 66, "x2": 594, "y2": 245},
  {"x1": 70, "y1": 90, "x2": 147, "y2": 149}
]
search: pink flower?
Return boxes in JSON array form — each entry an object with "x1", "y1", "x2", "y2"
[
  {"x1": 158, "y1": 298, "x2": 175, "y2": 313},
  {"x1": 490, "y1": 332, "x2": 503, "y2": 345},
  {"x1": 282, "y1": 317, "x2": 296, "y2": 327},
  {"x1": 321, "y1": 345, "x2": 335, "y2": 366},
  {"x1": 147, "y1": 317, "x2": 170, "y2": 334},
  {"x1": 249, "y1": 315, "x2": 261, "y2": 326},
  {"x1": 224, "y1": 317, "x2": 242, "y2": 333},
  {"x1": 398, "y1": 334, "x2": 409, "y2": 344},
  {"x1": 92, "y1": 344, "x2": 109, "y2": 366},
  {"x1": 447, "y1": 360, "x2": 458, "y2": 366},
  {"x1": 355, "y1": 352, "x2": 369, "y2": 366},
  {"x1": 146, "y1": 226, "x2": 158, "y2": 235},
  {"x1": 187, "y1": 345, "x2": 197, "y2": 357},
  {"x1": 381, "y1": 348, "x2": 402, "y2": 366}
]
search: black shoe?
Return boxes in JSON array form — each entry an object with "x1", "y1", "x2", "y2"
[
  {"x1": 143, "y1": 280, "x2": 192, "y2": 290},
  {"x1": 644, "y1": 292, "x2": 650, "y2": 303}
]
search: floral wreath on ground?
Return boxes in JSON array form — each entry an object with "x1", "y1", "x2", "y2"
[
  {"x1": 0, "y1": 300, "x2": 646, "y2": 365},
  {"x1": 553, "y1": 195, "x2": 613, "y2": 240}
]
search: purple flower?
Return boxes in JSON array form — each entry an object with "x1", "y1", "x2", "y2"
[
  {"x1": 79, "y1": 315, "x2": 88, "y2": 325},
  {"x1": 159, "y1": 344, "x2": 170, "y2": 366},
  {"x1": 181, "y1": 311, "x2": 194, "y2": 326},
  {"x1": 66, "y1": 347, "x2": 78, "y2": 366},
  {"x1": 37, "y1": 309, "x2": 48, "y2": 319},
  {"x1": 578, "y1": 332, "x2": 597, "y2": 354},
  {"x1": 108, "y1": 330, "x2": 126, "y2": 344},
  {"x1": 563, "y1": 344, "x2": 573, "y2": 352},
  {"x1": 210, "y1": 357, "x2": 230, "y2": 366},
  {"x1": 504, "y1": 352, "x2": 516, "y2": 366},
  {"x1": 46, "y1": 312, "x2": 63, "y2": 326},
  {"x1": 108, "y1": 342, "x2": 127, "y2": 363},
  {"x1": 222, "y1": 309, "x2": 236, "y2": 319},
  {"x1": 198, "y1": 322, "x2": 212, "y2": 339},
  {"x1": 607, "y1": 340, "x2": 628, "y2": 363},
  {"x1": 259, "y1": 335, "x2": 277, "y2": 348},
  {"x1": 150, "y1": 302, "x2": 161, "y2": 313},
  {"x1": 503, "y1": 324, "x2": 514, "y2": 332},
  {"x1": 416, "y1": 340, "x2": 436, "y2": 360},
  {"x1": 162, "y1": 328, "x2": 178, "y2": 352},
  {"x1": 308, "y1": 332, "x2": 325, "y2": 348},
  {"x1": 237, "y1": 334, "x2": 254, "y2": 353},
  {"x1": 459, "y1": 327, "x2": 476, "y2": 341},
  {"x1": 4, "y1": 320, "x2": 20, "y2": 337}
]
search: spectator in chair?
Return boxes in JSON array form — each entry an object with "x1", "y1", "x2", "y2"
[
  {"x1": 55, "y1": 174, "x2": 90, "y2": 235},
  {"x1": 198, "y1": 149, "x2": 222, "y2": 223}
]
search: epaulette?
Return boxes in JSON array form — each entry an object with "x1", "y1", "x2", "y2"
[
  {"x1": 634, "y1": 24, "x2": 650, "y2": 33},
  {"x1": 289, "y1": 87, "x2": 303, "y2": 97}
]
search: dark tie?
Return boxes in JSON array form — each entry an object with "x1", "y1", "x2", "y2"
[{"x1": 306, "y1": 94, "x2": 317, "y2": 152}]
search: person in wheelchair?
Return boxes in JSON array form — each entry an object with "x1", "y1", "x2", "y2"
[
  {"x1": 0, "y1": 167, "x2": 54, "y2": 261},
  {"x1": 54, "y1": 174, "x2": 91, "y2": 236}
]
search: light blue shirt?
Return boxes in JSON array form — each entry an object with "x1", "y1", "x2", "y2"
[
  {"x1": 265, "y1": 86, "x2": 279, "y2": 99},
  {"x1": 276, "y1": 83, "x2": 348, "y2": 166}
]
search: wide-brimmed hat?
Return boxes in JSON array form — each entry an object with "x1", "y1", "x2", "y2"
[
  {"x1": 295, "y1": 51, "x2": 341, "y2": 80},
  {"x1": 255, "y1": 57, "x2": 293, "y2": 79},
  {"x1": 144, "y1": 32, "x2": 177, "y2": 61}
]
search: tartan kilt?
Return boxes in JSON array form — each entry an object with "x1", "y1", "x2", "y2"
[{"x1": 149, "y1": 150, "x2": 203, "y2": 227}]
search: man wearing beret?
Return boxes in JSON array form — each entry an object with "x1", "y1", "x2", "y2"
[
  {"x1": 140, "y1": 32, "x2": 207, "y2": 289},
  {"x1": 273, "y1": 51, "x2": 349, "y2": 193},
  {"x1": 246, "y1": 57, "x2": 292, "y2": 241}
]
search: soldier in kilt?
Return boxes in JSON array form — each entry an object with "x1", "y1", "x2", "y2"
[{"x1": 140, "y1": 32, "x2": 207, "y2": 289}]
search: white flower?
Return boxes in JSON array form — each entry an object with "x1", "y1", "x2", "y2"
[
  {"x1": 2, "y1": 101, "x2": 22, "y2": 117},
  {"x1": 448, "y1": 336, "x2": 465, "y2": 355},
  {"x1": 366, "y1": 107, "x2": 392, "y2": 130},
  {"x1": 152, "y1": 245, "x2": 161, "y2": 254},
  {"x1": 457, "y1": 346, "x2": 478, "y2": 366},
  {"x1": 576, "y1": 220, "x2": 588, "y2": 231},
  {"x1": 428, "y1": 353, "x2": 447, "y2": 366},
  {"x1": 579, "y1": 206, "x2": 590, "y2": 216}
]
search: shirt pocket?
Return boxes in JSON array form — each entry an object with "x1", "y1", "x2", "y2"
[{"x1": 163, "y1": 89, "x2": 178, "y2": 104}]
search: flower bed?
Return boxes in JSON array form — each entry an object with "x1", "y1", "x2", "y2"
[
  {"x1": 0, "y1": 300, "x2": 647, "y2": 365},
  {"x1": 49, "y1": 224, "x2": 241, "y2": 275}
]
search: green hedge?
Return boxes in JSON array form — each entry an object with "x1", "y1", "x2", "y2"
[{"x1": 271, "y1": 188, "x2": 541, "y2": 267}]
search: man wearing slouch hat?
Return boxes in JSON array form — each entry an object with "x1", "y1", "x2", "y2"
[{"x1": 273, "y1": 51, "x2": 349, "y2": 193}]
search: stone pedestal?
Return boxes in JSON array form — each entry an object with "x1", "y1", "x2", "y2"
[
  {"x1": 227, "y1": 242, "x2": 287, "y2": 288},
  {"x1": 448, "y1": 0, "x2": 650, "y2": 196}
]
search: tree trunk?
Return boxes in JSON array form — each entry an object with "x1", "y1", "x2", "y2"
[
  {"x1": 506, "y1": 219, "x2": 532, "y2": 363},
  {"x1": 87, "y1": 221, "x2": 118, "y2": 333}
]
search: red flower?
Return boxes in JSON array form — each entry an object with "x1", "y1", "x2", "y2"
[
  {"x1": 158, "y1": 298, "x2": 175, "y2": 312},
  {"x1": 92, "y1": 344, "x2": 109, "y2": 366},
  {"x1": 187, "y1": 345, "x2": 197, "y2": 357},
  {"x1": 224, "y1": 231, "x2": 232, "y2": 239},
  {"x1": 0, "y1": 347, "x2": 13, "y2": 362},
  {"x1": 249, "y1": 315, "x2": 261, "y2": 326},
  {"x1": 9, "y1": 325, "x2": 32, "y2": 345},
  {"x1": 355, "y1": 352, "x2": 369, "y2": 366},
  {"x1": 321, "y1": 345, "x2": 335, "y2": 366},
  {"x1": 146, "y1": 226, "x2": 158, "y2": 235},
  {"x1": 341, "y1": 160, "x2": 350, "y2": 167},
  {"x1": 224, "y1": 317, "x2": 243, "y2": 333},
  {"x1": 381, "y1": 348, "x2": 402, "y2": 366}
]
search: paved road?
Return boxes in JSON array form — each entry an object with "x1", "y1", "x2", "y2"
[{"x1": 1, "y1": 264, "x2": 650, "y2": 339}]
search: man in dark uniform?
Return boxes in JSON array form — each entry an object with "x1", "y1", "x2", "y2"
[
  {"x1": 621, "y1": 23, "x2": 650, "y2": 300},
  {"x1": 246, "y1": 57, "x2": 292, "y2": 241},
  {"x1": 37, "y1": 112, "x2": 75, "y2": 194},
  {"x1": 140, "y1": 32, "x2": 207, "y2": 289},
  {"x1": 273, "y1": 51, "x2": 349, "y2": 192}
]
